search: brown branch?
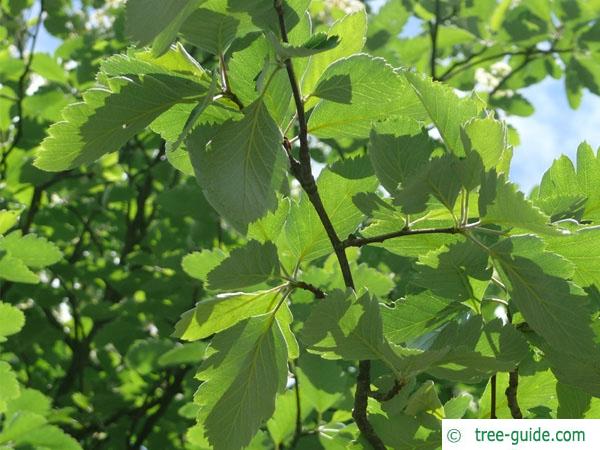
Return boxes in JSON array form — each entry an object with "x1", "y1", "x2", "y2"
[
  {"x1": 274, "y1": 2, "x2": 383, "y2": 448},
  {"x1": 369, "y1": 378, "x2": 406, "y2": 402},
  {"x1": 289, "y1": 280, "x2": 326, "y2": 299},
  {"x1": 344, "y1": 226, "x2": 460, "y2": 248},
  {"x1": 506, "y1": 369, "x2": 523, "y2": 419}
]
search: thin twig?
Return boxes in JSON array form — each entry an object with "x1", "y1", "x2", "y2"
[
  {"x1": 369, "y1": 379, "x2": 406, "y2": 402},
  {"x1": 219, "y1": 52, "x2": 244, "y2": 109},
  {"x1": 439, "y1": 46, "x2": 573, "y2": 81},
  {"x1": 344, "y1": 226, "x2": 460, "y2": 248},
  {"x1": 288, "y1": 280, "x2": 326, "y2": 299}
]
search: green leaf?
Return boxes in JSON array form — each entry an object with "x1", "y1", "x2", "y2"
[
  {"x1": 195, "y1": 314, "x2": 288, "y2": 450},
  {"x1": 36, "y1": 60, "x2": 208, "y2": 171},
  {"x1": 308, "y1": 55, "x2": 425, "y2": 139},
  {"x1": 382, "y1": 291, "x2": 462, "y2": 344},
  {"x1": 413, "y1": 240, "x2": 491, "y2": 301},
  {"x1": 182, "y1": 248, "x2": 227, "y2": 282},
  {"x1": 461, "y1": 115, "x2": 512, "y2": 173},
  {"x1": 368, "y1": 117, "x2": 437, "y2": 196},
  {"x1": 394, "y1": 154, "x2": 464, "y2": 214},
  {"x1": 179, "y1": 1, "x2": 251, "y2": 55},
  {"x1": 444, "y1": 394, "x2": 472, "y2": 419},
  {"x1": 30, "y1": 53, "x2": 67, "y2": 84},
  {"x1": 492, "y1": 236, "x2": 596, "y2": 358},
  {"x1": 533, "y1": 143, "x2": 600, "y2": 221},
  {"x1": 0, "y1": 362, "x2": 20, "y2": 413},
  {"x1": 190, "y1": 99, "x2": 285, "y2": 232},
  {"x1": 0, "y1": 210, "x2": 19, "y2": 235},
  {"x1": 270, "y1": 32, "x2": 340, "y2": 59},
  {"x1": 275, "y1": 303, "x2": 299, "y2": 360},
  {"x1": 302, "y1": 10, "x2": 367, "y2": 98},
  {"x1": 158, "y1": 342, "x2": 208, "y2": 367},
  {"x1": 0, "y1": 231, "x2": 62, "y2": 268},
  {"x1": 405, "y1": 380, "x2": 444, "y2": 418},
  {"x1": 545, "y1": 227, "x2": 600, "y2": 288},
  {"x1": 404, "y1": 71, "x2": 483, "y2": 156},
  {"x1": 479, "y1": 172, "x2": 559, "y2": 235},
  {"x1": 296, "y1": 354, "x2": 349, "y2": 413},
  {"x1": 427, "y1": 317, "x2": 529, "y2": 383},
  {"x1": 173, "y1": 288, "x2": 283, "y2": 341},
  {"x1": 207, "y1": 240, "x2": 280, "y2": 290},
  {"x1": 557, "y1": 383, "x2": 591, "y2": 418},
  {"x1": 0, "y1": 254, "x2": 39, "y2": 284},
  {"x1": 0, "y1": 302, "x2": 25, "y2": 340},
  {"x1": 126, "y1": 0, "x2": 202, "y2": 55}
]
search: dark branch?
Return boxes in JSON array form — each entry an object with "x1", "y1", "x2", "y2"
[
  {"x1": 506, "y1": 369, "x2": 523, "y2": 419},
  {"x1": 352, "y1": 360, "x2": 385, "y2": 449},
  {"x1": 344, "y1": 226, "x2": 460, "y2": 248},
  {"x1": 369, "y1": 378, "x2": 406, "y2": 402},
  {"x1": 289, "y1": 280, "x2": 326, "y2": 299}
]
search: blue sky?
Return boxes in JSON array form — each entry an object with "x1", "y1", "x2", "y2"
[{"x1": 32, "y1": 3, "x2": 600, "y2": 193}]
